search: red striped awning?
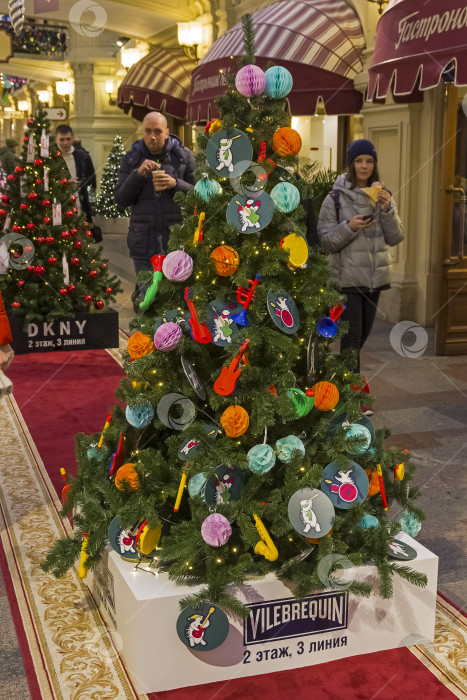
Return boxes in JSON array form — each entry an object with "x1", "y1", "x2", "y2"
[
  {"x1": 368, "y1": 0, "x2": 467, "y2": 100},
  {"x1": 117, "y1": 47, "x2": 196, "y2": 121},
  {"x1": 187, "y1": 0, "x2": 366, "y2": 122}
]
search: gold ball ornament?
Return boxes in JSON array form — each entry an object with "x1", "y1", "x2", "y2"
[
  {"x1": 115, "y1": 463, "x2": 140, "y2": 491},
  {"x1": 272, "y1": 127, "x2": 302, "y2": 156},
  {"x1": 221, "y1": 405, "x2": 250, "y2": 437},
  {"x1": 312, "y1": 381, "x2": 339, "y2": 411},
  {"x1": 210, "y1": 245, "x2": 240, "y2": 277}
]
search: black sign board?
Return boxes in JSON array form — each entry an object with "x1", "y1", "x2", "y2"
[{"x1": 8, "y1": 310, "x2": 119, "y2": 354}]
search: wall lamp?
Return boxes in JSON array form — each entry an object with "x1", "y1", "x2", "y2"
[{"x1": 177, "y1": 21, "x2": 202, "y2": 63}]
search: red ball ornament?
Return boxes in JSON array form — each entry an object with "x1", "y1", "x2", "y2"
[
  {"x1": 27, "y1": 118, "x2": 34, "y2": 126},
  {"x1": 27, "y1": 265, "x2": 35, "y2": 272},
  {"x1": 0, "y1": 209, "x2": 7, "y2": 218},
  {"x1": 12, "y1": 251, "x2": 21, "y2": 259},
  {"x1": 70, "y1": 257, "x2": 80, "y2": 265},
  {"x1": 83, "y1": 295, "x2": 92, "y2": 304},
  {"x1": 34, "y1": 266, "x2": 45, "y2": 275},
  {"x1": 64, "y1": 210, "x2": 73, "y2": 218},
  {"x1": 34, "y1": 159, "x2": 43, "y2": 167},
  {"x1": 94, "y1": 300, "x2": 104, "y2": 310},
  {"x1": 20, "y1": 203, "x2": 28, "y2": 211},
  {"x1": 37, "y1": 236, "x2": 45, "y2": 245},
  {"x1": 48, "y1": 256, "x2": 57, "y2": 265},
  {"x1": 26, "y1": 223, "x2": 36, "y2": 231},
  {"x1": 11, "y1": 225, "x2": 22, "y2": 233},
  {"x1": 89, "y1": 270, "x2": 98, "y2": 279},
  {"x1": 1, "y1": 195, "x2": 9, "y2": 204},
  {"x1": 70, "y1": 195, "x2": 76, "y2": 203},
  {"x1": 61, "y1": 230, "x2": 70, "y2": 239},
  {"x1": 59, "y1": 288, "x2": 68, "y2": 296},
  {"x1": 74, "y1": 241, "x2": 82, "y2": 249},
  {"x1": 41, "y1": 199, "x2": 51, "y2": 207},
  {"x1": 85, "y1": 229, "x2": 93, "y2": 238},
  {"x1": 35, "y1": 178, "x2": 43, "y2": 185},
  {"x1": 67, "y1": 284, "x2": 76, "y2": 293},
  {"x1": 23, "y1": 136, "x2": 29, "y2": 143},
  {"x1": 7, "y1": 174, "x2": 16, "y2": 181},
  {"x1": 28, "y1": 192, "x2": 38, "y2": 201},
  {"x1": 15, "y1": 166, "x2": 23, "y2": 174},
  {"x1": 60, "y1": 178, "x2": 68, "y2": 185},
  {"x1": 102, "y1": 263, "x2": 107, "y2": 268},
  {"x1": 55, "y1": 151, "x2": 62, "y2": 157},
  {"x1": 105, "y1": 287, "x2": 112, "y2": 293},
  {"x1": 12, "y1": 301, "x2": 21, "y2": 308},
  {"x1": 73, "y1": 207, "x2": 79, "y2": 214},
  {"x1": 43, "y1": 216, "x2": 52, "y2": 224},
  {"x1": 16, "y1": 280, "x2": 25, "y2": 289},
  {"x1": 45, "y1": 236, "x2": 54, "y2": 244},
  {"x1": 70, "y1": 227, "x2": 78, "y2": 237}
]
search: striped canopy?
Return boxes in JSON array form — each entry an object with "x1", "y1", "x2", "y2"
[
  {"x1": 117, "y1": 47, "x2": 196, "y2": 121},
  {"x1": 187, "y1": 0, "x2": 366, "y2": 122}
]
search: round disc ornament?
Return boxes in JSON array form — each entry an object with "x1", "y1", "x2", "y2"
[
  {"x1": 280, "y1": 233, "x2": 309, "y2": 270},
  {"x1": 288, "y1": 488, "x2": 335, "y2": 538},
  {"x1": 176, "y1": 603, "x2": 229, "y2": 651},
  {"x1": 206, "y1": 128, "x2": 253, "y2": 178},
  {"x1": 206, "y1": 300, "x2": 239, "y2": 347},
  {"x1": 344, "y1": 423, "x2": 372, "y2": 455},
  {"x1": 321, "y1": 462, "x2": 369, "y2": 509},
  {"x1": 108, "y1": 517, "x2": 141, "y2": 561},
  {"x1": 205, "y1": 465, "x2": 244, "y2": 505},
  {"x1": 188, "y1": 472, "x2": 207, "y2": 498},
  {"x1": 157, "y1": 393, "x2": 196, "y2": 431},
  {"x1": 267, "y1": 290, "x2": 300, "y2": 334},
  {"x1": 387, "y1": 538, "x2": 418, "y2": 561},
  {"x1": 270, "y1": 182, "x2": 300, "y2": 213},
  {"x1": 226, "y1": 192, "x2": 274, "y2": 234},
  {"x1": 178, "y1": 423, "x2": 219, "y2": 461},
  {"x1": 328, "y1": 413, "x2": 375, "y2": 444},
  {"x1": 181, "y1": 356, "x2": 206, "y2": 401}
]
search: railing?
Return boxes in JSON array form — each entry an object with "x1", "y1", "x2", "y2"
[{"x1": 0, "y1": 19, "x2": 67, "y2": 56}]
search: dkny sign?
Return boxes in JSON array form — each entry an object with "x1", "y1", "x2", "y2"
[{"x1": 8, "y1": 310, "x2": 119, "y2": 354}]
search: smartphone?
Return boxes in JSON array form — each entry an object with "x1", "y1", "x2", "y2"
[{"x1": 361, "y1": 214, "x2": 375, "y2": 222}]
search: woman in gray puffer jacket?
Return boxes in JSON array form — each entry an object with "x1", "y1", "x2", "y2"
[{"x1": 318, "y1": 139, "x2": 404, "y2": 378}]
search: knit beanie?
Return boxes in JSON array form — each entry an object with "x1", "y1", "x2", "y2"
[{"x1": 346, "y1": 139, "x2": 377, "y2": 165}]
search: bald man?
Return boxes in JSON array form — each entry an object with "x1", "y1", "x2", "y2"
[{"x1": 115, "y1": 112, "x2": 195, "y2": 311}]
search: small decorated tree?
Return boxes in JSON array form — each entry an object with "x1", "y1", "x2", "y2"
[
  {"x1": 95, "y1": 133, "x2": 129, "y2": 219},
  {"x1": 0, "y1": 106, "x2": 120, "y2": 321}
]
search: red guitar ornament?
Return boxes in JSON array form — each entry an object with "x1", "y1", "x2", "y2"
[
  {"x1": 213, "y1": 339, "x2": 249, "y2": 396},
  {"x1": 190, "y1": 606, "x2": 215, "y2": 638},
  {"x1": 184, "y1": 287, "x2": 212, "y2": 344},
  {"x1": 109, "y1": 432, "x2": 126, "y2": 476}
]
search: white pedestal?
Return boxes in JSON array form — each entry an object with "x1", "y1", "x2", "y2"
[{"x1": 86, "y1": 533, "x2": 438, "y2": 694}]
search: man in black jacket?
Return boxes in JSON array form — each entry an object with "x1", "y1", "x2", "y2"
[
  {"x1": 55, "y1": 125, "x2": 96, "y2": 222},
  {"x1": 114, "y1": 112, "x2": 195, "y2": 308}
]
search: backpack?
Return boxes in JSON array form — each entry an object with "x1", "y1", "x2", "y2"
[{"x1": 329, "y1": 190, "x2": 340, "y2": 221}]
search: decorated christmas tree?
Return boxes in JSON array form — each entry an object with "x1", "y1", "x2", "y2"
[
  {"x1": 0, "y1": 106, "x2": 120, "y2": 321},
  {"x1": 95, "y1": 133, "x2": 129, "y2": 219},
  {"x1": 43, "y1": 17, "x2": 425, "y2": 621}
]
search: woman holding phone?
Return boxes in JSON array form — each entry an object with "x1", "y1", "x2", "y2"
[{"x1": 317, "y1": 139, "x2": 404, "y2": 406}]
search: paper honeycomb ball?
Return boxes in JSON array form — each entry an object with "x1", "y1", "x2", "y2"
[
  {"x1": 275, "y1": 435, "x2": 305, "y2": 463},
  {"x1": 312, "y1": 381, "x2": 339, "y2": 411},
  {"x1": 127, "y1": 331, "x2": 155, "y2": 359},
  {"x1": 115, "y1": 463, "x2": 140, "y2": 491},
  {"x1": 272, "y1": 127, "x2": 302, "y2": 156},
  {"x1": 359, "y1": 514, "x2": 379, "y2": 530},
  {"x1": 221, "y1": 405, "x2": 249, "y2": 437},
  {"x1": 201, "y1": 513, "x2": 232, "y2": 547},
  {"x1": 264, "y1": 66, "x2": 293, "y2": 99},
  {"x1": 397, "y1": 511, "x2": 422, "y2": 538},
  {"x1": 270, "y1": 182, "x2": 301, "y2": 213},
  {"x1": 188, "y1": 472, "x2": 207, "y2": 499},
  {"x1": 125, "y1": 401, "x2": 155, "y2": 428},
  {"x1": 365, "y1": 468, "x2": 381, "y2": 497},
  {"x1": 247, "y1": 444, "x2": 276, "y2": 474},
  {"x1": 162, "y1": 250, "x2": 193, "y2": 282},
  {"x1": 86, "y1": 443, "x2": 109, "y2": 462},
  {"x1": 235, "y1": 64, "x2": 266, "y2": 97},
  {"x1": 210, "y1": 245, "x2": 240, "y2": 276},
  {"x1": 344, "y1": 424, "x2": 372, "y2": 455},
  {"x1": 154, "y1": 322, "x2": 182, "y2": 352},
  {"x1": 194, "y1": 177, "x2": 222, "y2": 203}
]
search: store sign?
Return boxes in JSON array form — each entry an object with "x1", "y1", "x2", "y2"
[
  {"x1": 243, "y1": 591, "x2": 348, "y2": 645},
  {"x1": 44, "y1": 108, "x2": 68, "y2": 120}
]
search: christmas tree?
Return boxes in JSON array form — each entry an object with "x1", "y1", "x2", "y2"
[
  {"x1": 43, "y1": 17, "x2": 425, "y2": 617},
  {"x1": 0, "y1": 106, "x2": 121, "y2": 321},
  {"x1": 95, "y1": 133, "x2": 129, "y2": 219}
]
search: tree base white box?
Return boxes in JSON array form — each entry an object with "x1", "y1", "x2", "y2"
[{"x1": 86, "y1": 533, "x2": 438, "y2": 694}]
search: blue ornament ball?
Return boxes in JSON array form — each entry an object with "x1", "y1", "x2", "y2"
[
  {"x1": 345, "y1": 424, "x2": 372, "y2": 455},
  {"x1": 270, "y1": 182, "x2": 301, "y2": 213},
  {"x1": 264, "y1": 66, "x2": 293, "y2": 99},
  {"x1": 194, "y1": 177, "x2": 222, "y2": 203},
  {"x1": 397, "y1": 511, "x2": 422, "y2": 538},
  {"x1": 188, "y1": 472, "x2": 207, "y2": 499},
  {"x1": 87, "y1": 443, "x2": 109, "y2": 461},
  {"x1": 275, "y1": 435, "x2": 305, "y2": 463},
  {"x1": 359, "y1": 514, "x2": 379, "y2": 530},
  {"x1": 125, "y1": 401, "x2": 155, "y2": 429},
  {"x1": 247, "y1": 444, "x2": 276, "y2": 474}
]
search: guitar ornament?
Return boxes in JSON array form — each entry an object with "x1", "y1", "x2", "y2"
[
  {"x1": 189, "y1": 606, "x2": 215, "y2": 640},
  {"x1": 213, "y1": 339, "x2": 249, "y2": 396},
  {"x1": 109, "y1": 432, "x2": 126, "y2": 476},
  {"x1": 184, "y1": 287, "x2": 212, "y2": 344}
]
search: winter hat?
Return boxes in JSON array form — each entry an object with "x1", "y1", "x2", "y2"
[{"x1": 346, "y1": 139, "x2": 377, "y2": 165}]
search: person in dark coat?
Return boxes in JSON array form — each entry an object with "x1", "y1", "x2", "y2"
[
  {"x1": 114, "y1": 112, "x2": 195, "y2": 307},
  {"x1": 0, "y1": 138, "x2": 18, "y2": 175},
  {"x1": 55, "y1": 125, "x2": 96, "y2": 221}
]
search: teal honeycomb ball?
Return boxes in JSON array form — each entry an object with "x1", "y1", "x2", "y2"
[
  {"x1": 271, "y1": 182, "x2": 300, "y2": 213},
  {"x1": 275, "y1": 435, "x2": 305, "y2": 463},
  {"x1": 359, "y1": 514, "x2": 379, "y2": 530},
  {"x1": 194, "y1": 177, "x2": 222, "y2": 203},
  {"x1": 264, "y1": 66, "x2": 293, "y2": 99},
  {"x1": 397, "y1": 511, "x2": 421, "y2": 537},
  {"x1": 125, "y1": 401, "x2": 154, "y2": 428},
  {"x1": 247, "y1": 444, "x2": 276, "y2": 474},
  {"x1": 344, "y1": 424, "x2": 372, "y2": 455},
  {"x1": 188, "y1": 472, "x2": 207, "y2": 499},
  {"x1": 86, "y1": 443, "x2": 109, "y2": 461}
]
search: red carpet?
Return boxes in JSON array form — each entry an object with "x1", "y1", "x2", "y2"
[{"x1": 4, "y1": 349, "x2": 462, "y2": 700}]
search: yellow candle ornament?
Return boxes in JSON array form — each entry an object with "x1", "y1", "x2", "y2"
[
  {"x1": 253, "y1": 513, "x2": 278, "y2": 561},
  {"x1": 79, "y1": 533, "x2": 89, "y2": 579},
  {"x1": 174, "y1": 470, "x2": 187, "y2": 513}
]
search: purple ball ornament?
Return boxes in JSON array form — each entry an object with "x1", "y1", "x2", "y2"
[
  {"x1": 235, "y1": 64, "x2": 266, "y2": 98},
  {"x1": 162, "y1": 250, "x2": 193, "y2": 282},
  {"x1": 201, "y1": 513, "x2": 232, "y2": 547},
  {"x1": 154, "y1": 322, "x2": 182, "y2": 352}
]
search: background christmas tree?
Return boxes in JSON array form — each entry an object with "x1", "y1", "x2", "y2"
[
  {"x1": 95, "y1": 133, "x2": 129, "y2": 219},
  {"x1": 43, "y1": 17, "x2": 425, "y2": 616},
  {"x1": 0, "y1": 106, "x2": 121, "y2": 321}
]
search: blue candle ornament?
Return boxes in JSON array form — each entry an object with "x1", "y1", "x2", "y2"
[
  {"x1": 188, "y1": 472, "x2": 207, "y2": 499},
  {"x1": 125, "y1": 401, "x2": 155, "y2": 429},
  {"x1": 344, "y1": 424, "x2": 372, "y2": 455},
  {"x1": 397, "y1": 511, "x2": 422, "y2": 538},
  {"x1": 359, "y1": 514, "x2": 379, "y2": 530},
  {"x1": 264, "y1": 66, "x2": 293, "y2": 99},
  {"x1": 270, "y1": 182, "x2": 301, "y2": 213},
  {"x1": 276, "y1": 435, "x2": 305, "y2": 463},
  {"x1": 247, "y1": 444, "x2": 276, "y2": 474},
  {"x1": 194, "y1": 176, "x2": 222, "y2": 203}
]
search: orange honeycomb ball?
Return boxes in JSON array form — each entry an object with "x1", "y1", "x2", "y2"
[
  {"x1": 210, "y1": 245, "x2": 240, "y2": 277},
  {"x1": 365, "y1": 468, "x2": 381, "y2": 497},
  {"x1": 115, "y1": 463, "x2": 140, "y2": 491},
  {"x1": 272, "y1": 127, "x2": 302, "y2": 156},
  {"x1": 312, "y1": 381, "x2": 339, "y2": 411},
  {"x1": 221, "y1": 405, "x2": 250, "y2": 437},
  {"x1": 127, "y1": 331, "x2": 155, "y2": 359}
]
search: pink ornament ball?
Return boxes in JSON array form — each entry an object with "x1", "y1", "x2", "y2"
[
  {"x1": 154, "y1": 322, "x2": 182, "y2": 352},
  {"x1": 201, "y1": 513, "x2": 232, "y2": 547},
  {"x1": 235, "y1": 64, "x2": 266, "y2": 98},
  {"x1": 162, "y1": 250, "x2": 193, "y2": 282}
]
